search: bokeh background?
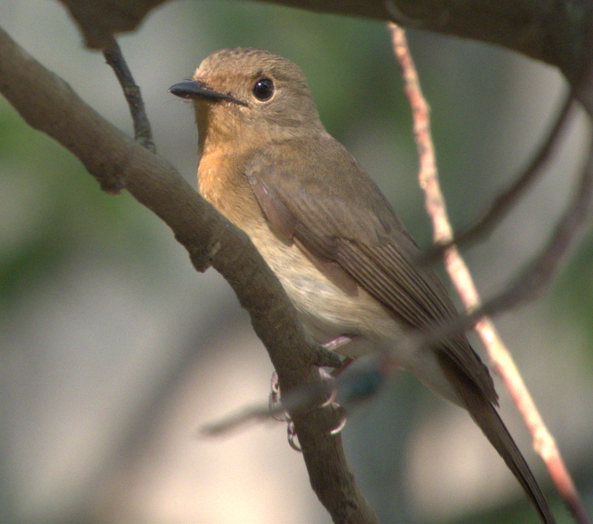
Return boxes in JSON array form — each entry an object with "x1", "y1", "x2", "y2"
[{"x1": 1, "y1": 1, "x2": 592, "y2": 523}]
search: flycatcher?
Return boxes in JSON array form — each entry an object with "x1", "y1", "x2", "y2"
[{"x1": 170, "y1": 47, "x2": 554, "y2": 524}]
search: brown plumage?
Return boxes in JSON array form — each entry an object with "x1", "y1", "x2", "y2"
[{"x1": 170, "y1": 47, "x2": 555, "y2": 523}]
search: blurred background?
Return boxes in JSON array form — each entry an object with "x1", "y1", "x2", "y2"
[{"x1": 1, "y1": 1, "x2": 592, "y2": 523}]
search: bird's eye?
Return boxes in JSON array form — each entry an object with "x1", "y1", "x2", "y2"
[{"x1": 252, "y1": 78, "x2": 274, "y2": 101}]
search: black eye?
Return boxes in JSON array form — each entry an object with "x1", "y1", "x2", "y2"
[{"x1": 252, "y1": 78, "x2": 274, "y2": 101}]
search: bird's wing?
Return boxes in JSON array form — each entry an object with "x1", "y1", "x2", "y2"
[
  {"x1": 245, "y1": 136, "x2": 556, "y2": 524},
  {"x1": 245, "y1": 135, "x2": 496, "y2": 403}
]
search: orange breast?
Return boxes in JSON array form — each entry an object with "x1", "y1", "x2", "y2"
[{"x1": 198, "y1": 150, "x2": 263, "y2": 227}]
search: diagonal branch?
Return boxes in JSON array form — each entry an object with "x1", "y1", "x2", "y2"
[
  {"x1": 0, "y1": 26, "x2": 376, "y2": 524},
  {"x1": 421, "y1": 95, "x2": 575, "y2": 264},
  {"x1": 482, "y1": 140, "x2": 593, "y2": 318},
  {"x1": 389, "y1": 22, "x2": 592, "y2": 524}
]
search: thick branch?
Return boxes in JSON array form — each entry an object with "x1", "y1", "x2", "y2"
[
  {"x1": 57, "y1": 0, "x2": 593, "y2": 107},
  {"x1": 0, "y1": 26, "x2": 376, "y2": 524}
]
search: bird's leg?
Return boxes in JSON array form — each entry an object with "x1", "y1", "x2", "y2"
[{"x1": 321, "y1": 335, "x2": 356, "y2": 378}]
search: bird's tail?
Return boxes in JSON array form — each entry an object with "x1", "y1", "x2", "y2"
[{"x1": 438, "y1": 354, "x2": 556, "y2": 524}]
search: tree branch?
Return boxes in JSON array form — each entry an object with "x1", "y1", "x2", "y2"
[
  {"x1": 0, "y1": 26, "x2": 376, "y2": 524},
  {"x1": 389, "y1": 22, "x2": 591, "y2": 524},
  {"x1": 56, "y1": 0, "x2": 593, "y2": 111},
  {"x1": 421, "y1": 95, "x2": 575, "y2": 265}
]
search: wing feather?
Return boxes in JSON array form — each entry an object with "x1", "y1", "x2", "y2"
[{"x1": 245, "y1": 135, "x2": 496, "y2": 402}]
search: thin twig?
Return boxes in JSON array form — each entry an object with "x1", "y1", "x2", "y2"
[
  {"x1": 421, "y1": 95, "x2": 575, "y2": 264},
  {"x1": 483, "y1": 144, "x2": 593, "y2": 524},
  {"x1": 389, "y1": 22, "x2": 591, "y2": 524},
  {"x1": 102, "y1": 36, "x2": 156, "y2": 153},
  {"x1": 484, "y1": 145, "x2": 593, "y2": 314}
]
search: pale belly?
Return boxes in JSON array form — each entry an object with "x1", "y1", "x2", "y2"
[
  {"x1": 247, "y1": 223, "x2": 403, "y2": 357},
  {"x1": 245, "y1": 222, "x2": 461, "y2": 404}
]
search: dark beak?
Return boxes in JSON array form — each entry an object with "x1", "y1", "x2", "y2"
[{"x1": 168, "y1": 80, "x2": 246, "y2": 106}]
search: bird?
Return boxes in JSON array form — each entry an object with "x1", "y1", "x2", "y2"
[{"x1": 169, "y1": 47, "x2": 555, "y2": 523}]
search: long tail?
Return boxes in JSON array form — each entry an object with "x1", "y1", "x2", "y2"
[{"x1": 438, "y1": 354, "x2": 556, "y2": 524}]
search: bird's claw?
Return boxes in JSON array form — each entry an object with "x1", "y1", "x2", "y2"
[{"x1": 269, "y1": 369, "x2": 347, "y2": 452}]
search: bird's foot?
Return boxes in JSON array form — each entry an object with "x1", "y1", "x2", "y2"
[{"x1": 269, "y1": 368, "x2": 347, "y2": 452}]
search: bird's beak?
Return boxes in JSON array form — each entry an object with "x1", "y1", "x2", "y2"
[{"x1": 168, "y1": 80, "x2": 246, "y2": 106}]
